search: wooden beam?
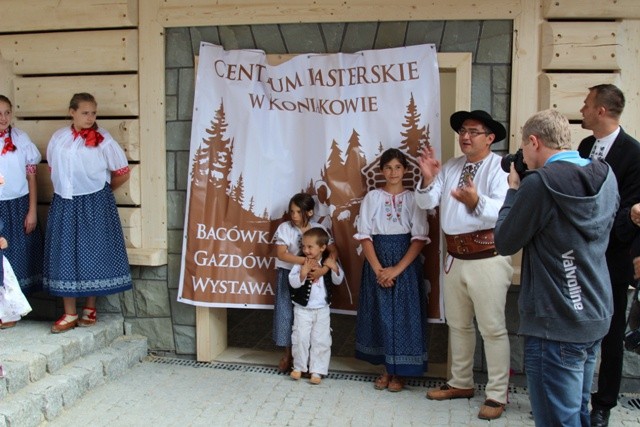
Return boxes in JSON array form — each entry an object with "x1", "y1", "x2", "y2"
[
  {"x1": 542, "y1": 0, "x2": 640, "y2": 19},
  {"x1": 541, "y1": 21, "x2": 621, "y2": 71},
  {"x1": 0, "y1": 0, "x2": 137, "y2": 33},
  {"x1": 538, "y1": 73, "x2": 621, "y2": 120},
  {"x1": 618, "y1": 20, "x2": 640, "y2": 139},
  {"x1": 16, "y1": 119, "x2": 140, "y2": 162},
  {"x1": 158, "y1": 0, "x2": 522, "y2": 27},
  {"x1": 509, "y1": 0, "x2": 542, "y2": 150},
  {"x1": 127, "y1": 247, "x2": 168, "y2": 266},
  {"x1": 139, "y1": 0, "x2": 168, "y2": 251},
  {"x1": 196, "y1": 307, "x2": 228, "y2": 362},
  {"x1": 0, "y1": 30, "x2": 138, "y2": 75},
  {"x1": 13, "y1": 75, "x2": 139, "y2": 117}
]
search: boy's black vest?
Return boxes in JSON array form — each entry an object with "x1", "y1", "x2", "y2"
[{"x1": 289, "y1": 266, "x2": 334, "y2": 307}]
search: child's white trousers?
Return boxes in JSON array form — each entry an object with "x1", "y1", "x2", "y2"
[{"x1": 291, "y1": 305, "x2": 332, "y2": 375}]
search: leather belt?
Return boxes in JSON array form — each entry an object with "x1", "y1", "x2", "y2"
[{"x1": 445, "y1": 229, "x2": 498, "y2": 260}]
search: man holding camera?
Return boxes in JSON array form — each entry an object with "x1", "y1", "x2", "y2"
[
  {"x1": 577, "y1": 84, "x2": 640, "y2": 427},
  {"x1": 495, "y1": 109, "x2": 618, "y2": 426},
  {"x1": 416, "y1": 110, "x2": 512, "y2": 420}
]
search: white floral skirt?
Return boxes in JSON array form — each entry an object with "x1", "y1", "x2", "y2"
[{"x1": 0, "y1": 255, "x2": 32, "y2": 322}]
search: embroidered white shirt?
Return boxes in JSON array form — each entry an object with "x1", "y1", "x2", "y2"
[
  {"x1": 47, "y1": 126, "x2": 128, "y2": 199},
  {"x1": 0, "y1": 127, "x2": 41, "y2": 200},
  {"x1": 415, "y1": 152, "x2": 508, "y2": 235},
  {"x1": 354, "y1": 188, "x2": 429, "y2": 241}
]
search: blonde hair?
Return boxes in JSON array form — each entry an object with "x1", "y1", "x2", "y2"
[{"x1": 522, "y1": 109, "x2": 571, "y2": 150}]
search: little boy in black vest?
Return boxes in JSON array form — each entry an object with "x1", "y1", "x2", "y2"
[{"x1": 289, "y1": 227, "x2": 343, "y2": 384}]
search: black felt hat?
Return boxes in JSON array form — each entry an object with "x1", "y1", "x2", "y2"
[{"x1": 450, "y1": 110, "x2": 507, "y2": 143}]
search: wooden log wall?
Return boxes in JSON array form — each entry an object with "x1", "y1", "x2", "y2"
[
  {"x1": 540, "y1": 0, "x2": 640, "y2": 148},
  {"x1": 0, "y1": 0, "x2": 166, "y2": 266}
]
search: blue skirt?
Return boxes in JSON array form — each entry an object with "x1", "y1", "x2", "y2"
[
  {"x1": 0, "y1": 194, "x2": 44, "y2": 294},
  {"x1": 272, "y1": 267, "x2": 293, "y2": 347},
  {"x1": 355, "y1": 233, "x2": 429, "y2": 376},
  {"x1": 43, "y1": 185, "x2": 132, "y2": 297}
]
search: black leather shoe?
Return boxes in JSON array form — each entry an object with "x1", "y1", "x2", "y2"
[{"x1": 590, "y1": 408, "x2": 610, "y2": 427}]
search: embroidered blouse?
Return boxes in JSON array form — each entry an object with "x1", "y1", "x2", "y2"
[
  {"x1": 0, "y1": 127, "x2": 42, "y2": 201},
  {"x1": 273, "y1": 220, "x2": 334, "y2": 270},
  {"x1": 47, "y1": 126, "x2": 129, "y2": 199},
  {"x1": 354, "y1": 188, "x2": 429, "y2": 241}
]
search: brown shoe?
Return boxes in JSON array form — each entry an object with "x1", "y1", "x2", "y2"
[
  {"x1": 0, "y1": 321, "x2": 17, "y2": 329},
  {"x1": 290, "y1": 370, "x2": 302, "y2": 380},
  {"x1": 374, "y1": 373, "x2": 390, "y2": 390},
  {"x1": 426, "y1": 384, "x2": 474, "y2": 400},
  {"x1": 77, "y1": 307, "x2": 97, "y2": 327},
  {"x1": 309, "y1": 374, "x2": 322, "y2": 385},
  {"x1": 387, "y1": 375, "x2": 404, "y2": 392},
  {"x1": 51, "y1": 314, "x2": 78, "y2": 334},
  {"x1": 478, "y1": 399, "x2": 505, "y2": 420}
]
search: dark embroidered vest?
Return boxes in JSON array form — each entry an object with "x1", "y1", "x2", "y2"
[{"x1": 290, "y1": 267, "x2": 334, "y2": 307}]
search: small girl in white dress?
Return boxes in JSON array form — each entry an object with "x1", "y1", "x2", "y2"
[{"x1": 0, "y1": 175, "x2": 32, "y2": 329}]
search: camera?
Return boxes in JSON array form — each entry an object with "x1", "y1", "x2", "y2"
[{"x1": 501, "y1": 148, "x2": 528, "y2": 179}]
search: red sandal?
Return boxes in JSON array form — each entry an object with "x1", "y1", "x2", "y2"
[
  {"x1": 51, "y1": 313, "x2": 78, "y2": 334},
  {"x1": 78, "y1": 307, "x2": 97, "y2": 327}
]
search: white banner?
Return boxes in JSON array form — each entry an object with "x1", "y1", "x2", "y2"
[{"x1": 178, "y1": 42, "x2": 443, "y2": 321}]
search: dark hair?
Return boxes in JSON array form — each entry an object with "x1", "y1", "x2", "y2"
[
  {"x1": 0, "y1": 95, "x2": 12, "y2": 109},
  {"x1": 589, "y1": 84, "x2": 625, "y2": 118},
  {"x1": 303, "y1": 227, "x2": 330, "y2": 248},
  {"x1": 379, "y1": 148, "x2": 408, "y2": 170},
  {"x1": 289, "y1": 193, "x2": 315, "y2": 227},
  {"x1": 69, "y1": 92, "x2": 97, "y2": 110}
]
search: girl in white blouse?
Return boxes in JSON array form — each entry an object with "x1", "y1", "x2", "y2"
[
  {"x1": 43, "y1": 93, "x2": 132, "y2": 334},
  {"x1": 353, "y1": 148, "x2": 430, "y2": 392},
  {"x1": 0, "y1": 95, "x2": 43, "y2": 316}
]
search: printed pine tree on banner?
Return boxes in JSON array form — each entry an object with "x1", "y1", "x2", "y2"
[
  {"x1": 399, "y1": 93, "x2": 428, "y2": 158},
  {"x1": 205, "y1": 102, "x2": 234, "y2": 190},
  {"x1": 190, "y1": 145, "x2": 209, "y2": 187}
]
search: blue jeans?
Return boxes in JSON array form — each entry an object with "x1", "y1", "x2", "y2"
[{"x1": 524, "y1": 336, "x2": 600, "y2": 427}]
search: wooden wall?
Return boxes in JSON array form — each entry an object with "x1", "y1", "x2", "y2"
[
  {"x1": 0, "y1": 0, "x2": 165, "y2": 266},
  {"x1": 540, "y1": 0, "x2": 640, "y2": 148}
]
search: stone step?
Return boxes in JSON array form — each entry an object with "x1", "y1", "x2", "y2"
[
  {"x1": 0, "y1": 314, "x2": 125, "y2": 397},
  {"x1": 0, "y1": 334, "x2": 148, "y2": 427}
]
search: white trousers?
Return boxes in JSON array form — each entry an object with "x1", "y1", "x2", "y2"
[
  {"x1": 291, "y1": 305, "x2": 332, "y2": 375},
  {"x1": 444, "y1": 254, "x2": 513, "y2": 404}
]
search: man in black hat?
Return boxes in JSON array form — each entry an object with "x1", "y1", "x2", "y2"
[{"x1": 415, "y1": 110, "x2": 513, "y2": 420}]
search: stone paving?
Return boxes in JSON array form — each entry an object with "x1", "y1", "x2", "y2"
[{"x1": 45, "y1": 357, "x2": 640, "y2": 427}]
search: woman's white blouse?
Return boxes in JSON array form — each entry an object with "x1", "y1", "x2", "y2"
[
  {"x1": 354, "y1": 188, "x2": 429, "y2": 241},
  {"x1": 47, "y1": 126, "x2": 129, "y2": 199},
  {"x1": 273, "y1": 221, "x2": 334, "y2": 270},
  {"x1": 0, "y1": 127, "x2": 42, "y2": 201}
]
